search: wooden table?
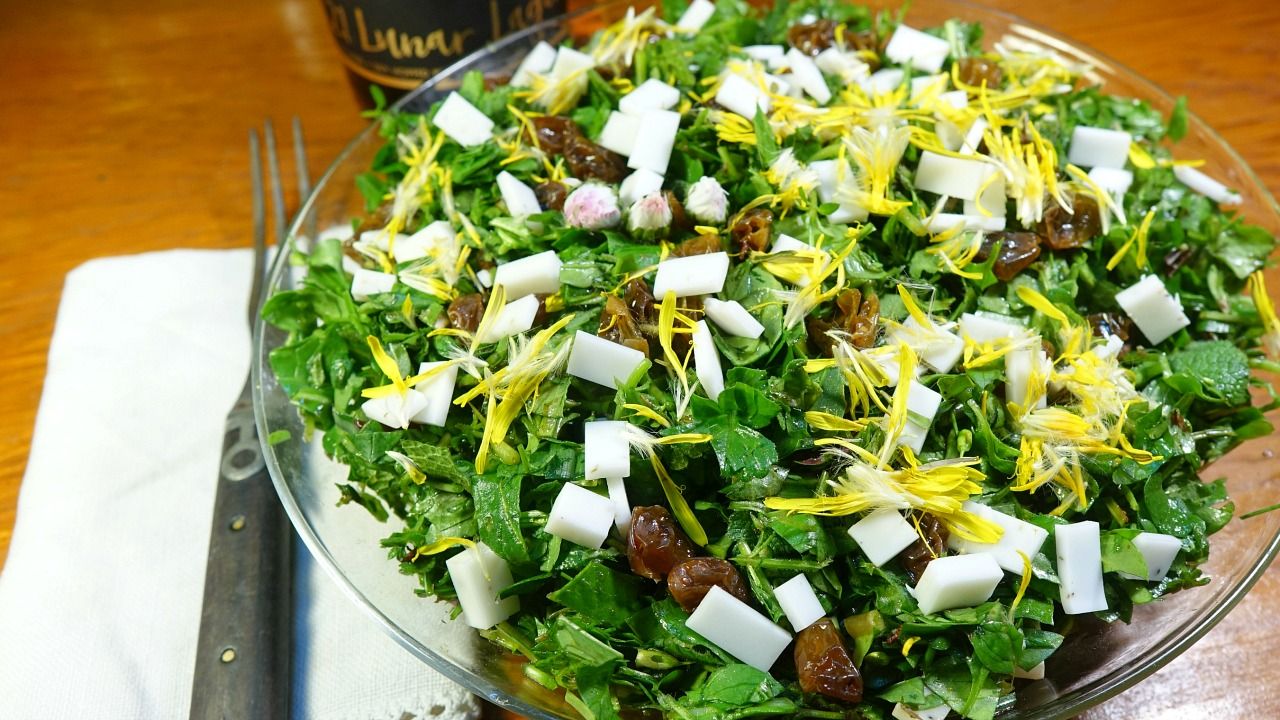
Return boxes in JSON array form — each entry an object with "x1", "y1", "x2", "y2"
[{"x1": 1, "y1": 1, "x2": 1276, "y2": 718}]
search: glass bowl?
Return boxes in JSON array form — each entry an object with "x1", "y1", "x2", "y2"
[{"x1": 253, "y1": 1, "x2": 1280, "y2": 717}]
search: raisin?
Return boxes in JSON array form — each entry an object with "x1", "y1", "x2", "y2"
[
  {"x1": 1087, "y1": 312, "x2": 1132, "y2": 343},
  {"x1": 808, "y1": 289, "x2": 879, "y2": 355},
  {"x1": 899, "y1": 513, "x2": 949, "y2": 585},
  {"x1": 730, "y1": 208, "x2": 773, "y2": 256},
  {"x1": 446, "y1": 293, "x2": 486, "y2": 333},
  {"x1": 956, "y1": 56, "x2": 1004, "y2": 88},
  {"x1": 794, "y1": 619, "x2": 863, "y2": 703},
  {"x1": 535, "y1": 181, "x2": 569, "y2": 212},
  {"x1": 527, "y1": 116, "x2": 580, "y2": 156},
  {"x1": 1039, "y1": 195, "x2": 1102, "y2": 250},
  {"x1": 564, "y1": 135, "x2": 628, "y2": 183},
  {"x1": 665, "y1": 190, "x2": 692, "y2": 231},
  {"x1": 672, "y1": 233, "x2": 723, "y2": 258},
  {"x1": 624, "y1": 278, "x2": 656, "y2": 326},
  {"x1": 788, "y1": 20, "x2": 837, "y2": 56},
  {"x1": 976, "y1": 231, "x2": 1042, "y2": 282},
  {"x1": 628, "y1": 506, "x2": 697, "y2": 581},
  {"x1": 599, "y1": 294, "x2": 649, "y2": 356},
  {"x1": 667, "y1": 557, "x2": 751, "y2": 613},
  {"x1": 1163, "y1": 246, "x2": 1194, "y2": 275}
]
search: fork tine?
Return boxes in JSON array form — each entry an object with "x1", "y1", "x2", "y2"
[
  {"x1": 263, "y1": 118, "x2": 288, "y2": 246},
  {"x1": 247, "y1": 129, "x2": 266, "y2": 330},
  {"x1": 291, "y1": 116, "x2": 317, "y2": 244}
]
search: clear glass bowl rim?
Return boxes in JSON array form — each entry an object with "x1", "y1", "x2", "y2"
[{"x1": 253, "y1": 1, "x2": 1280, "y2": 717}]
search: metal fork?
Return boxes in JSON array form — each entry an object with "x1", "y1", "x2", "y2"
[{"x1": 189, "y1": 118, "x2": 309, "y2": 720}]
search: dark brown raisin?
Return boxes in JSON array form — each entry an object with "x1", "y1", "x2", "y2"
[
  {"x1": 628, "y1": 506, "x2": 697, "y2": 581},
  {"x1": 667, "y1": 557, "x2": 751, "y2": 613},
  {"x1": 976, "y1": 231, "x2": 1043, "y2": 282},
  {"x1": 788, "y1": 20, "x2": 837, "y2": 56},
  {"x1": 672, "y1": 233, "x2": 723, "y2": 258},
  {"x1": 730, "y1": 208, "x2": 773, "y2": 256},
  {"x1": 535, "y1": 181, "x2": 569, "y2": 212},
  {"x1": 624, "y1": 278, "x2": 656, "y2": 325},
  {"x1": 899, "y1": 513, "x2": 949, "y2": 585},
  {"x1": 446, "y1": 293, "x2": 486, "y2": 333},
  {"x1": 794, "y1": 619, "x2": 863, "y2": 703},
  {"x1": 665, "y1": 190, "x2": 692, "y2": 231},
  {"x1": 956, "y1": 56, "x2": 1004, "y2": 88},
  {"x1": 1087, "y1": 312, "x2": 1132, "y2": 343},
  {"x1": 1039, "y1": 195, "x2": 1102, "y2": 250},
  {"x1": 837, "y1": 289, "x2": 880, "y2": 348},
  {"x1": 564, "y1": 135, "x2": 628, "y2": 183},
  {"x1": 806, "y1": 315, "x2": 836, "y2": 357},
  {"x1": 527, "y1": 116, "x2": 581, "y2": 156},
  {"x1": 599, "y1": 294, "x2": 649, "y2": 356}
]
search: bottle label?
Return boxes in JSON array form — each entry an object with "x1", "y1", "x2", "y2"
[{"x1": 321, "y1": 0, "x2": 567, "y2": 89}]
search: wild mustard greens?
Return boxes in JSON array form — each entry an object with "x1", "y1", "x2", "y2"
[{"x1": 263, "y1": 1, "x2": 1279, "y2": 718}]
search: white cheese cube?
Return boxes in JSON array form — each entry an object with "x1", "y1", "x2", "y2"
[
  {"x1": 905, "y1": 380, "x2": 942, "y2": 426},
  {"x1": 715, "y1": 73, "x2": 771, "y2": 119},
  {"x1": 691, "y1": 320, "x2": 725, "y2": 401},
  {"x1": 814, "y1": 47, "x2": 869, "y2": 84},
  {"x1": 476, "y1": 268, "x2": 493, "y2": 289},
  {"x1": 892, "y1": 704, "x2": 952, "y2": 720},
  {"x1": 410, "y1": 361, "x2": 459, "y2": 427},
  {"x1": 686, "y1": 585, "x2": 792, "y2": 672},
  {"x1": 493, "y1": 250, "x2": 562, "y2": 300},
  {"x1": 963, "y1": 171, "x2": 1006, "y2": 218},
  {"x1": 620, "y1": 78, "x2": 681, "y2": 115},
  {"x1": 1013, "y1": 662, "x2": 1046, "y2": 680},
  {"x1": 496, "y1": 171, "x2": 542, "y2": 218},
  {"x1": 584, "y1": 420, "x2": 630, "y2": 480},
  {"x1": 960, "y1": 117, "x2": 988, "y2": 155},
  {"x1": 445, "y1": 542, "x2": 519, "y2": 629},
  {"x1": 361, "y1": 389, "x2": 429, "y2": 430},
  {"x1": 771, "y1": 233, "x2": 817, "y2": 254},
  {"x1": 351, "y1": 268, "x2": 397, "y2": 300},
  {"x1": 703, "y1": 298, "x2": 765, "y2": 339},
  {"x1": 1095, "y1": 333, "x2": 1124, "y2": 360},
  {"x1": 1066, "y1": 126, "x2": 1131, "y2": 169},
  {"x1": 866, "y1": 345, "x2": 918, "y2": 387},
  {"x1": 1005, "y1": 346, "x2": 1049, "y2": 410},
  {"x1": 784, "y1": 48, "x2": 831, "y2": 104},
  {"x1": 652, "y1": 252, "x2": 730, "y2": 298},
  {"x1": 938, "y1": 89, "x2": 968, "y2": 110},
  {"x1": 1114, "y1": 275, "x2": 1190, "y2": 345},
  {"x1": 567, "y1": 331, "x2": 647, "y2": 388},
  {"x1": 1056, "y1": 521, "x2": 1107, "y2": 615},
  {"x1": 675, "y1": 0, "x2": 715, "y2": 32},
  {"x1": 959, "y1": 312, "x2": 1025, "y2": 344},
  {"x1": 627, "y1": 109, "x2": 681, "y2": 175},
  {"x1": 619, "y1": 168, "x2": 664, "y2": 208},
  {"x1": 1119, "y1": 532, "x2": 1182, "y2": 582},
  {"x1": 848, "y1": 509, "x2": 919, "y2": 567},
  {"x1": 606, "y1": 477, "x2": 632, "y2": 535},
  {"x1": 744, "y1": 45, "x2": 786, "y2": 68},
  {"x1": 889, "y1": 316, "x2": 964, "y2": 374},
  {"x1": 395, "y1": 220, "x2": 455, "y2": 264},
  {"x1": 808, "y1": 160, "x2": 844, "y2": 204},
  {"x1": 947, "y1": 501, "x2": 1048, "y2": 574},
  {"x1": 550, "y1": 45, "x2": 595, "y2": 79},
  {"x1": 862, "y1": 68, "x2": 905, "y2": 95},
  {"x1": 884, "y1": 24, "x2": 950, "y2": 73},
  {"x1": 914, "y1": 151, "x2": 998, "y2": 201},
  {"x1": 897, "y1": 420, "x2": 930, "y2": 454},
  {"x1": 545, "y1": 482, "x2": 616, "y2": 549},
  {"x1": 1088, "y1": 166, "x2": 1134, "y2": 199},
  {"x1": 476, "y1": 294, "x2": 540, "y2": 343},
  {"x1": 922, "y1": 212, "x2": 1006, "y2": 234},
  {"x1": 598, "y1": 111, "x2": 642, "y2": 157},
  {"x1": 773, "y1": 574, "x2": 825, "y2": 631},
  {"x1": 1174, "y1": 165, "x2": 1243, "y2": 206},
  {"x1": 914, "y1": 553, "x2": 1004, "y2": 615},
  {"x1": 511, "y1": 41, "x2": 557, "y2": 88},
  {"x1": 433, "y1": 92, "x2": 494, "y2": 148}
]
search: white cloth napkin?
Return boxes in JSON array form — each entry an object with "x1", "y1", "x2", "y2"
[{"x1": 0, "y1": 249, "x2": 481, "y2": 720}]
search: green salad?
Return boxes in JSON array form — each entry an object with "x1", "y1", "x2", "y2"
[{"x1": 263, "y1": 1, "x2": 1280, "y2": 718}]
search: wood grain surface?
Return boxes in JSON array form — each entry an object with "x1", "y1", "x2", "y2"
[{"x1": 1, "y1": 1, "x2": 1277, "y2": 718}]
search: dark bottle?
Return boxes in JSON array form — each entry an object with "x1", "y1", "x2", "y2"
[{"x1": 319, "y1": 0, "x2": 569, "y2": 107}]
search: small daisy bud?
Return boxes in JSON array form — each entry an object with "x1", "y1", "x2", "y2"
[
  {"x1": 627, "y1": 192, "x2": 673, "y2": 240},
  {"x1": 685, "y1": 176, "x2": 728, "y2": 225},
  {"x1": 563, "y1": 183, "x2": 621, "y2": 230}
]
